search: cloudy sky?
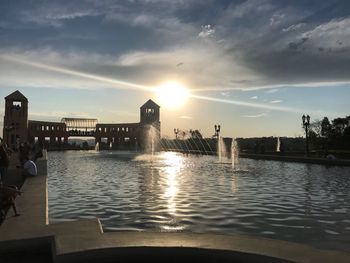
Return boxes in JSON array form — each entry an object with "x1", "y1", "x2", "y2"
[{"x1": 0, "y1": 0, "x2": 349, "y2": 138}]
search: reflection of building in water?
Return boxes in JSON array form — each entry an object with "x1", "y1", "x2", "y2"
[{"x1": 3, "y1": 90, "x2": 160, "y2": 150}]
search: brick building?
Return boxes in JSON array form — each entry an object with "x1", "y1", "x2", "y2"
[{"x1": 2, "y1": 90, "x2": 160, "y2": 150}]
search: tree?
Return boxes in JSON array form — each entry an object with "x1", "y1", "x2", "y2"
[
  {"x1": 344, "y1": 126, "x2": 350, "y2": 138},
  {"x1": 309, "y1": 118, "x2": 332, "y2": 153},
  {"x1": 309, "y1": 119, "x2": 322, "y2": 137},
  {"x1": 177, "y1": 130, "x2": 188, "y2": 140},
  {"x1": 332, "y1": 117, "x2": 348, "y2": 135},
  {"x1": 321, "y1": 117, "x2": 331, "y2": 138},
  {"x1": 190, "y1": 129, "x2": 203, "y2": 139}
]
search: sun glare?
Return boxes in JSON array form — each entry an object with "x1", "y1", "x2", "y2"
[{"x1": 156, "y1": 82, "x2": 188, "y2": 109}]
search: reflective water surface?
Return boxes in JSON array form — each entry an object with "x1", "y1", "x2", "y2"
[{"x1": 48, "y1": 151, "x2": 350, "y2": 252}]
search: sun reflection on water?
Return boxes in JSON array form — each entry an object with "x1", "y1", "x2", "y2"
[
  {"x1": 231, "y1": 173, "x2": 238, "y2": 193},
  {"x1": 159, "y1": 152, "x2": 184, "y2": 217}
]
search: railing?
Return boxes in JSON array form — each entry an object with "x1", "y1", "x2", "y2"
[{"x1": 67, "y1": 130, "x2": 95, "y2": 137}]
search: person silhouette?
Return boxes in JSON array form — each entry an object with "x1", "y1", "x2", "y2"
[
  {"x1": 0, "y1": 182, "x2": 22, "y2": 217},
  {"x1": 0, "y1": 144, "x2": 9, "y2": 183},
  {"x1": 22, "y1": 156, "x2": 38, "y2": 178}
]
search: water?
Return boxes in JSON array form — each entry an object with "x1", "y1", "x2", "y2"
[{"x1": 48, "y1": 151, "x2": 350, "y2": 252}]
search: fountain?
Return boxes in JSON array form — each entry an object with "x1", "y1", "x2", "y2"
[
  {"x1": 203, "y1": 138, "x2": 215, "y2": 155},
  {"x1": 231, "y1": 139, "x2": 239, "y2": 169},
  {"x1": 143, "y1": 124, "x2": 161, "y2": 157},
  {"x1": 151, "y1": 136, "x2": 155, "y2": 157},
  {"x1": 135, "y1": 139, "x2": 138, "y2": 152},
  {"x1": 276, "y1": 137, "x2": 281, "y2": 152},
  {"x1": 217, "y1": 137, "x2": 222, "y2": 163},
  {"x1": 217, "y1": 136, "x2": 222, "y2": 163},
  {"x1": 218, "y1": 137, "x2": 233, "y2": 164},
  {"x1": 95, "y1": 142, "x2": 100, "y2": 151}
]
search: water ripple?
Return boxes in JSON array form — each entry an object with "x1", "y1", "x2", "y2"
[{"x1": 48, "y1": 151, "x2": 350, "y2": 252}]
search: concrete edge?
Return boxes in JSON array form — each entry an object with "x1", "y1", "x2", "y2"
[
  {"x1": 49, "y1": 229, "x2": 350, "y2": 263},
  {"x1": 55, "y1": 246, "x2": 296, "y2": 263},
  {"x1": 239, "y1": 153, "x2": 350, "y2": 166}
]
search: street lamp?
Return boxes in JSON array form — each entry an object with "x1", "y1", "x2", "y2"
[
  {"x1": 302, "y1": 115, "x2": 310, "y2": 156},
  {"x1": 214, "y1": 124, "x2": 221, "y2": 139},
  {"x1": 174, "y1": 128, "x2": 179, "y2": 140}
]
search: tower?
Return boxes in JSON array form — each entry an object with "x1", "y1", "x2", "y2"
[
  {"x1": 3, "y1": 90, "x2": 28, "y2": 148},
  {"x1": 139, "y1": 99, "x2": 161, "y2": 151},
  {"x1": 140, "y1": 99, "x2": 160, "y2": 126}
]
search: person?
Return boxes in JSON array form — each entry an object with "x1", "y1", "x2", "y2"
[
  {"x1": 0, "y1": 182, "x2": 22, "y2": 217},
  {"x1": 32, "y1": 140, "x2": 44, "y2": 162},
  {"x1": 0, "y1": 144, "x2": 9, "y2": 183},
  {"x1": 16, "y1": 137, "x2": 20, "y2": 151},
  {"x1": 19, "y1": 142, "x2": 31, "y2": 164},
  {"x1": 23, "y1": 156, "x2": 38, "y2": 178},
  {"x1": 326, "y1": 154, "x2": 337, "y2": 160}
]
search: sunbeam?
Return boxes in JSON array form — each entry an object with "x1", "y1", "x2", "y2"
[
  {"x1": 1, "y1": 54, "x2": 314, "y2": 114},
  {"x1": 0, "y1": 54, "x2": 155, "y2": 92},
  {"x1": 190, "y1": 81, "x2": 350, "y2": 92},
  {"x1": 189, "y1": 94, "x2": 302, "y2": 114}
]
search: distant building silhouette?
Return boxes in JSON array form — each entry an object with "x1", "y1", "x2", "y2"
[
  {"x1": 3, "y1": 91, "x2": 160, "y2": 150},
  {"x1": 3, "y1": 91, "x2": 29, "y2": 148}
]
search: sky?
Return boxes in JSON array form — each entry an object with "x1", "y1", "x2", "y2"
[{"x1": 0, "y1": 0, "x2": 349, "y2": 138}]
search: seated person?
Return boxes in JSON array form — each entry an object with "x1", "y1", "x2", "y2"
[
  {"x1": 0, "y1": 182, "x2": 22, "y2": 217},
  {"x1": 326, "y1": 154, "x2": 337, "y2": 160},
  {"x1": 23, "y1": 157, "x2": 38, "y2": 177}
]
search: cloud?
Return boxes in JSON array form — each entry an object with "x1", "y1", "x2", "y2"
[
  {"x1": 227, "y1": 0, "x2": 275, "y2": 19},
  {"x1": 299, "y1": 17, "x2": 350, "y2": 51},
  {"x1": 285, "y1": 17, "x2": 350, "y2": 53},
  {"x1": 179, "y1": 116, "x2": 193, "y2": 119},
  {"x1": 198, "y1": 25, "x2": 215, "y2": 38},
  {"x1": 29, "y1": 111, "x2": 92, "y2": 121},
  {"x1": 0, "y1": 50, "x2": 156, "y2": 91},
  {"x1": 282, "y1": 22, "x2": 306, "y2": 32},
  {"x1": 220, "y1": 92, "x2": 230, "y2": 97},
  {"x1": 250, "y1": 96, "x2": 258, "y2": 99},
  {"x1": 0, "y1": 44, "x2": 244, "y2": 95},
  {"x1": 19, "y1": 2, "x2": 101, "y2": 27},
  {"x1": 265, "y1": 89, "x2": 279, "y2": 93},
  {"x1": 219, "y1": 2, "x2": 350, "y2": 89},
  {"x1": 241, "y1": 113, "x2": 267, "y2": 118},
  {"x1": 270, "y1": 100, "x2": 282, "y2": 103},
  {"x1": 1, "y1": 0, "x2": 350, "y2": 95},
  {"x1": 288, "y1": 37, "x2": 308, "y2": 50},
  {"x1": 270, "y1": 13, "x2": 285, "y2": 26}
]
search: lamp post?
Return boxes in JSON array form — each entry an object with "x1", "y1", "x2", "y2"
[
  {"x1": 302, "y1": 115, "x2": 310, "y2": 156},
  {"x1": 214, "y1": 124, "x2": 221, "y2": 139},
  {"x1": 174, "y1": 128, "x2": 179, "y2": 140}
]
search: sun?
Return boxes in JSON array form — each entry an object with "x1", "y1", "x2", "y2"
[{"x1": 156, "y1": 82, "x2": 189, "y2": 109}]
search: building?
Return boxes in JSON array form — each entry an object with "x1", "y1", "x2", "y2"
[{"x1": 2, "y1": 90, "x2": 160, "y2": 150}]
